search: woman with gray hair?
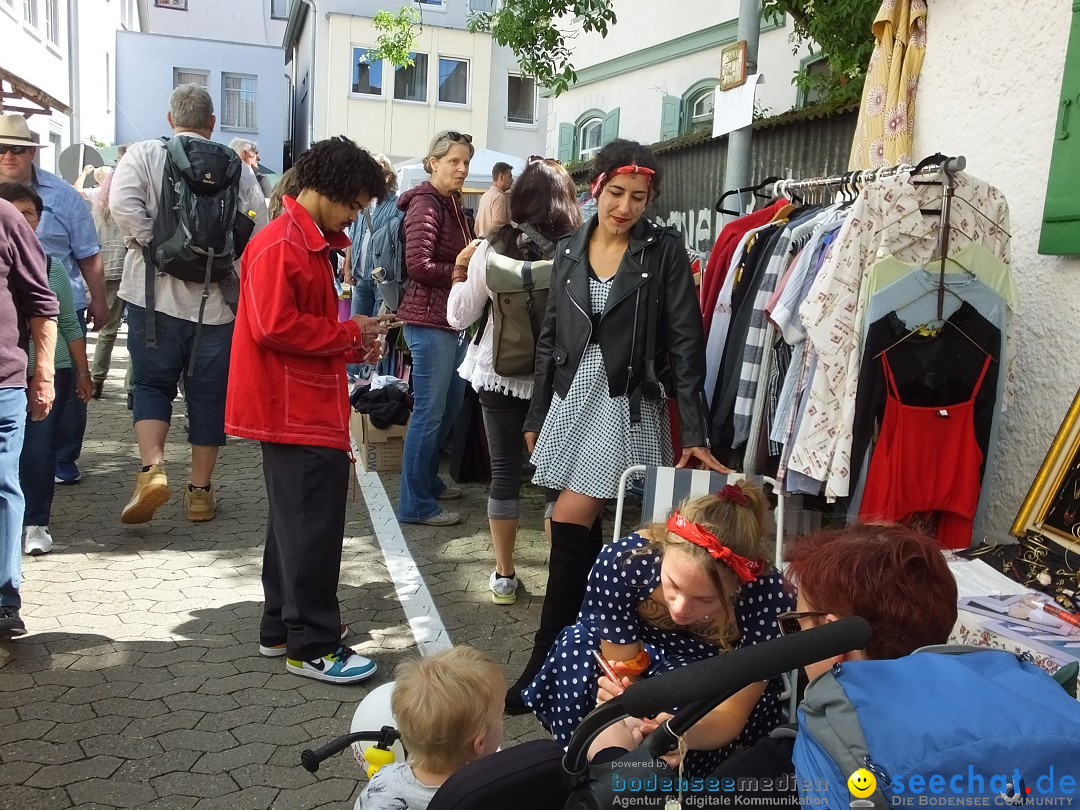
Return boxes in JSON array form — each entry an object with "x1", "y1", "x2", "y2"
[{"x1": 395, "y1": 130, "x2": 480, "y2": 526}]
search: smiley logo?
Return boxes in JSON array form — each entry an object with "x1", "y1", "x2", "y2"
[{"x1": 848, "y1": 768, "x2": 877, "y2": 798}]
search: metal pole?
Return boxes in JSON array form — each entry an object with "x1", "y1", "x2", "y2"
[{"x1": 720, "y1": 0, "x2": 763, "y2": 224}]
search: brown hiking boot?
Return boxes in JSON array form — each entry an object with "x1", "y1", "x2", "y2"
[
  {"x1": 184, "y1": 483, "x2": 216, "y2": 522},
  {"x1": 120, "y1": 464, "x2": 171, "y2": 524}
]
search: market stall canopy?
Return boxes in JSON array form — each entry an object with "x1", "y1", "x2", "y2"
[
  {"x1": 0, "y1": 67, "x2": 71, "y2": 118},
  {"x1": 395, "y1": 148, "x2": 528, "y2": 195}
]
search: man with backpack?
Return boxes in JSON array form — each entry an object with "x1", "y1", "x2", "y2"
[{"x1": 110, "y1": 84, "x2": 267, "y2": 525}]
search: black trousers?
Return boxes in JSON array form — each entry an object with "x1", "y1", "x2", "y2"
[{"x1": 259, "y1": 441, "x2": 349, "y2": 660}]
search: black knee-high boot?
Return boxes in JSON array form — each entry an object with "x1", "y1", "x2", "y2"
[{"x1": 506, "y1": 518, "x2": 604, "y2": 714}]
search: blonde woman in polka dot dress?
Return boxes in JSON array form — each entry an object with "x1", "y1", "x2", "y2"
[
  {"x1": 523, "y1": 481, "x2": 792, "y2": 777},
  {"x1": 509, "y1": 140, "x2": 726, "y2": 712}
]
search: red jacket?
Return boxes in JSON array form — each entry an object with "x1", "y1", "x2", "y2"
[
  {"x1": 395, "y1": 181, "x2": 473, "y2": 330},
  {"x1": 225, "y1": 196, "x2": 366, "y2": 452}
]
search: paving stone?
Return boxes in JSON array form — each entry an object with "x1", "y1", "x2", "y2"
[
  {"x1": 0, "y1": 718, "x2": 56, "y2": 746},
  {"x1": 229, "y1": 686, "x2": 305, "y2": 708},
  {"x1": 190, "y1": 741, "x2": 276, "y2": 774},
  {"x1": 18, "y1": 701, "x2": 97, "y2": 724},
  {"x1": 58, "y1": 680, "x2": 139, "y2": 705},
  {"x1": 135, "y1": 646, "x2": 208, "y2": 668},
  {"x1": 192, "y1": 786, "x2": 280, "y2": 810},
  {"x1": 111, "y1": 749, "x2": 201, "y2": 782},
  {"x1": 25, "y1": 755, "x2": 123, "y2": 789},
  {"x1": 129, "y1": 676, "x2": 208, "y2": 701},
  {"x1": 0, "y1": 784, "x2": 74, "y2": 810},
  {"x1": 232, "y1": 722, "x2": 314, "y2": 747},
  {"x1": 31, "y1": 668, "x2": 107, "y2": 688},
  {"x1": 231, "y1": 763, "x2": 317, "y2": 790},
  {"x1": 192, "y1": 705, "x2": 272, "y2": 733},
  {"x1": 0, "y1": 739, "x2": 84, "y2": 765},
  {"x1": 163, "y1": 692, "x2": 240, "y2": 714},
  {"x1": 273, "y1": 777, "x2": 358, "y2": 809},
  {"x1": 150, "y1": 772, "x2": 238, "y2": 799},
  {"x1": 42, "y1": 715, "x2": 131, "y2": 744},
  {"x1": 194, "y1": 671, "x2": 271, "y2": 695},
  {"x1": 266, "y1": 699, "x2": 342, "y2": 727},
  {"x1": 158, "y1": 729, "x2": 238, "y2": 754},
  {"x1": 122, "y1": 709, "x2": 202, "y2": 739},
  {"x1": 66, "y1": 778, "x2": 158, "y2": 809},
  {"x1": 79, "y1": 733, "x2": 164, "y2": 759},
  {"x1": 89, "y1": 696, "x2": 169, "y2": 719},
  {"x1": 0, "y1": 760, "x2": 42, "y2": 787}
]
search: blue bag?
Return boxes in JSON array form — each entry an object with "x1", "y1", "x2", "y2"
[{"x1": 793, "y1": 646, "x2": 1080, "y2": 808}]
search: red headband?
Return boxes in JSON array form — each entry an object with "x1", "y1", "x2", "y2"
[
  {"x1": 666, "y1": 511, "x2": 764, "y2": 584},
  {"x1": 591, "y1": 164, "x2": 656, "y2": 198}
]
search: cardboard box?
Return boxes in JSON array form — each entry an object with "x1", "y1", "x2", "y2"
[{"x1": 350, "y1": 411, "x2": 408, "y2": 473}]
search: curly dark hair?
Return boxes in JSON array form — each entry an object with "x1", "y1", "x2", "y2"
[
  {"x1": 591, "y1": 138, "x2": 663, "y2": 198},
  {"x1": 291, "y1": 136, "x2": 388, "y2": 204}
]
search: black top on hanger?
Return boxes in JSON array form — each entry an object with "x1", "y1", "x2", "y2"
[{"x1": 715, "y1": 175, "x2": 784, "y2": 216}]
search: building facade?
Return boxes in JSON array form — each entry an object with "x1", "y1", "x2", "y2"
[
  {"x1": 284, "y1": 0, "x2": 547, "y2": 163},
  {"x1": 547, "y1": 0, "x2": 813, "y2": 161},
  {"x1": 146, "y1": 0, "x2": 289, "y2": 47},
  {"x1": 115, "y1": 29, "x2": 288, "y2": 168}
]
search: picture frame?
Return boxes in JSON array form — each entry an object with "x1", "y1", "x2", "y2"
[
  {"x1": 720, "y1": 41, "x2": 748, "y2": 92},
  {"x1": 1012, "y1": 386, "x2": 1080, "y2": 554}
]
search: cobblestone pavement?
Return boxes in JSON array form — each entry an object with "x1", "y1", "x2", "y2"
[{"x1": 0, "y1": 329, "x2": 565, "y2": 809}]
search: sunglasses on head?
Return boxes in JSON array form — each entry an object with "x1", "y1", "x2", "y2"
[
  {"x1": 776, "y1": 610, "x2": 830, "y2": 636},
  {"x1": 528, "y1": 155, "x2": 561, "y2": 166},
  {"x1": 443, "y1": 131, "x2": 473, "y2": 144},
  {"x1": 0, "y1": 145, "x2": 31, "y2": 155}
]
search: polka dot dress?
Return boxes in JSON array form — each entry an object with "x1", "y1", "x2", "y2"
[
  {"x1": 530, "y1": 275, "x2": 672, "y2": 499},
  {"x1": 521, "y1": 533, "x2": 794, "y2": 778}
]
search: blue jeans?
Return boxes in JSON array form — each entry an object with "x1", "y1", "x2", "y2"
[
  {"x1": 126, "y1": 305, "x2": 233, "y2": 446},
  {"x1": 55, "y1": 308, "x2": 87, "y2": 466},
  {"x1": 20, "y1": 368, "x2": 71, "y2": 526},
  {"x1": 347, "y1": 278, "x2": 386, "y2": 380},
  {"x1": 397, "y1": 325, "x2": 467, "y2": 522},
  {"x1": 0, "y1": 388, "x2": 28, "y2": 609}
]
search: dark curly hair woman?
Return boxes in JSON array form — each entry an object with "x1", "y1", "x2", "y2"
[
  {"x1": 506, "y1": 139, "x2": 727, "y2": 712},
  {"x1": 225, "y1": 136, "x2": 392, "y2": 685}
]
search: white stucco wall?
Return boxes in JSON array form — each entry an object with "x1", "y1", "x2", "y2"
[
  {"x1": 147, "y1": 0, "x2": 288, "y2": 47},
  {"x1": 913, "y1": 0, "x2": 1080, "y2": 538},
  {"x1": 115, "y1": 31, "x2": 287, "y2": 168}
]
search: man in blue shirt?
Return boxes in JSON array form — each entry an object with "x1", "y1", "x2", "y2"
[{"x1": 0, "y1": 115, "x2": 106, "y2": 485}]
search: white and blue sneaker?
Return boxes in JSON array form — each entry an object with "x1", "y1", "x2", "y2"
[{"x1": 286, "y1": 645, "x2": 377, "y2": 684}]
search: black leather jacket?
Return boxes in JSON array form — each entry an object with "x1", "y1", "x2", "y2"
[{"x1": 524, "y1": 216, "x2": 710, "y2": 449}]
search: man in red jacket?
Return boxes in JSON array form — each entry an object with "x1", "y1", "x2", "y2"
[{"x1": 226, "y1": 136, "x2": 391, "y2": 684}]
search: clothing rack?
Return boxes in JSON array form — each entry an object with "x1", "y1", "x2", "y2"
[{"x1": 772, "y1": 154, "x2": 968, "y2": 319}]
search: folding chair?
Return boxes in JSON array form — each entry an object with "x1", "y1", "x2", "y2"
[{"x1": 611, "y1": 464, "x2": 798, "y2": 720}]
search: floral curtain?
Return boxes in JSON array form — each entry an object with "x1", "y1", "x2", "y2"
[{"x1": 849, "y1": 0, "x2": 928, "y2": 169}]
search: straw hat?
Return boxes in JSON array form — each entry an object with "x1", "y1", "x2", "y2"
[{"x1": 0, "y1": 115, "x2": 45, "y2": 148}]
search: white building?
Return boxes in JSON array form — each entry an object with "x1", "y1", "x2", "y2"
[
  {"x1": 547, "y1": 0, "x2": 814, "y2": 161},
  {"x1": 115, "y1": 30, "x2": 288, "y2": 169},
  {"x1": 283, "y1": 0, "x2": 547, "y2": 165},
  {"x1": 146, "y1": 0, "x2": 289, "y2": 47}
]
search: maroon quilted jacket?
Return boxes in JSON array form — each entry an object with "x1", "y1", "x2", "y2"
[{"x1": 396, "y1": 181, "x2": 474, "y2": 330}]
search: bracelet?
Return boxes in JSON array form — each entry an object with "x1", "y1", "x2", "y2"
[{"x1": 609, "y1": 649, "x2": 651, "y2": 677}]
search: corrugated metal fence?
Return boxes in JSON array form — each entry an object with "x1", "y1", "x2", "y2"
[{"x1": 641, "y1": 108, "x2": 858, "y2": 253}]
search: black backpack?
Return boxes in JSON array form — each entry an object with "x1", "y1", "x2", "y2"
[{"x1": 142, "y1": 136, "x2": 255, "y2": 364}]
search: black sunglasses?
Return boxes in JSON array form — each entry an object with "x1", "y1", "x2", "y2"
[
  {"x1": 776, "y1": 610, "x2": 830, "y2": 636},
  {"x1": 443, "y1": 131, "x2": 473, "y2": 144},
  {"x1": 0, "y1": 145, "x2": 32, "y2": 155}
]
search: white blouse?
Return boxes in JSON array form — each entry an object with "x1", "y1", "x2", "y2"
[{"x1": 445, "y1": 240, "x2": 535, "y2": 400}]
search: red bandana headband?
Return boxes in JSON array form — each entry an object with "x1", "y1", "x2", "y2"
[
  {"x1": 666, "y1": 511, "x2": 764, "y2": 584},
  {"x1": 590, "y1": 164, "x2": 656, "y2": 199}
]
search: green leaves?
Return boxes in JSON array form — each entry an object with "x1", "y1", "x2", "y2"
[
  {"x1": 467, "y1": 0, "x2": 617, "y2": 96},
  {"x1": 365, "y1": 6, "x2": 423, "y2": 68}
]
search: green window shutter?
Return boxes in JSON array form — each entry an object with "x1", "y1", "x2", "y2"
[
  {"x1": 557, "y1": 123, "x2": 575, "y2": 163},
  {"x1": 1040, "y1": 2, "x2": 1080, "y2": 255},
  {"x1": 601, "y1": 107, "x2": 620, "y2": 145},
  {"x1": 660, "y1": 95, "x2": 681, "y2": 140}
]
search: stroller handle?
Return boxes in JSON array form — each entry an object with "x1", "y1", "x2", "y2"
[
  {"x1": 563, "y1": 616, "x2": 873, "y2": 783},
  {"x1": 301, "y1": 726, "x2": 401, "y2": 773}
]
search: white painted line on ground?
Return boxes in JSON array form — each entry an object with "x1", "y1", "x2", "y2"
[{"x1": 352, "y1": 456, "x2": 452, "y2": 657}]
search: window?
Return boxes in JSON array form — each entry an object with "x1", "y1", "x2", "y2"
[
  {"x1": 394, "y1": 53, "x2": 428, "y2": 103},
  {"x1": 48, "y1": 132, "x2": 61, "y2": 173},
  {"x1": 689, "y1": 88, "x2": 714, "y2": 125},
  {"x1": 351, "y1": 47, "x2": 383, "y2": 96},
  {"x1": 155, "y1": 0, "x2": 187, "y2": 8},
  {"x1": 270, "y1": 0, "x2": 289, "y2": 18},
  {"x1": 174, "y1": 68, "x2": 209, "y2": 88},
  {"x1": 579, "y1": 117, "x2": 602, "y2": 159},
  {"x1": 105, "y1": 53, "x2": 112, "y2": 112},
  {"x1": 222, "y1": 73, "x2": 257, "y2": 130},
  {"x1": 23, "y1": 0, "x2": 36, "y2": 26},
  {"x1": 44, "y1": 0, "x2": 57, "y2": 43},
  {"x1": 437, "y1": 57, "x2": 468, "y2": 105},
  {"x1": 416, "y1": 0, "x2": 444, "y2": 7},
  {"x1": 507, "y1": 74, "x2": 536, "y2": 125}
]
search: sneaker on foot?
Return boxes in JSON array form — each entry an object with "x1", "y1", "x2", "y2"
[
  {"x1": 435, "y1": 485, "x2": 463, "y2": 500},
  {"x1": 54, "y1": 462, "x2": 81, "y2": 485},
  {"x1": 416, "y1": 511, "x2": 461, "y2": 527},
  {"x1": 23, "y1": 526, "x2": 53, "y2": 556},
  {"x1": 121, "y1": 464, "x2": 171, "y2": 524},
  {"x1": 0, "y1": 606, "x2": 26, "y2": 638},
  {"x1": 184, "y1": 483, "x2": 216, "y2": 522},
  {"x1": 286, "y1": 645, "x2": 377, "y2": 684},
  {"x1": 259, "y1": 624, "x2": 349, "y2": 658},
  {"x1": 489, "y1": 571, "x2": 519, "y2": 605}
]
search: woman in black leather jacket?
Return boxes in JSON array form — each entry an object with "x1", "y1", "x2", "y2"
[{"x1": 505, "y1": 139, "x2": 726, "y2": 712}]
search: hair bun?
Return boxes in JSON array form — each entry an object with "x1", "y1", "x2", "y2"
[{"x1": 717, "y1": 483, "x2": 750, "y2": 507}]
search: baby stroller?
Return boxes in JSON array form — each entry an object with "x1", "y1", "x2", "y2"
[{"x1": 299, "y1": 618, "x2": 873, "y2": 809}]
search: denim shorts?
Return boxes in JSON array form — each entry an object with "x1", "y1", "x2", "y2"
[{"x1": 126, "y1": 304, "x2": 232, "y2": 447}]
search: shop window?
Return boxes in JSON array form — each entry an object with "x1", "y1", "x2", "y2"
[
  {"x1": 394, "y1": 53, "x2": 429, "y2": 103},
  {"x1": 351, "y1": 47, "x2": 383, "y2": 96}
]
